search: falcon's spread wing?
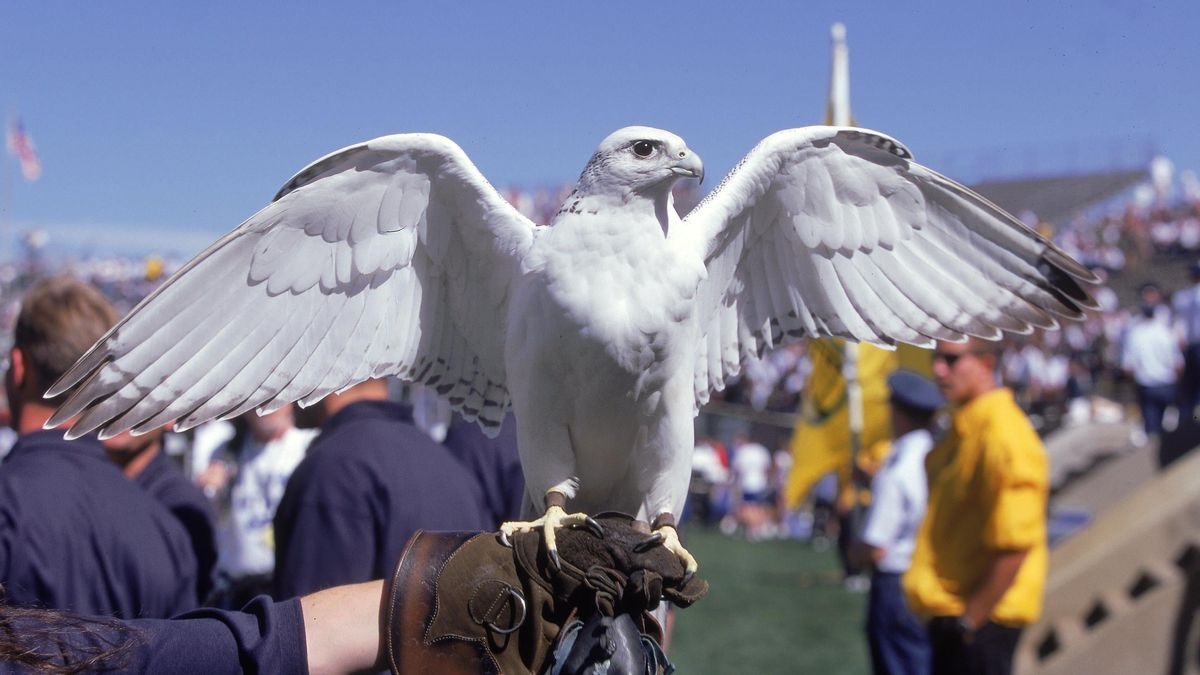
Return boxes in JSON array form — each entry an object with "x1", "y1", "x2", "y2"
[
  {"x1": 48, "y1": 134, "x2": 535, "y2": 439},
  {"x1": 681, "y1": 126, "x2": 1097, "y2": 408}
]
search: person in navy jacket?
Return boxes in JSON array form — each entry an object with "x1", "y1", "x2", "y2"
[
  {"x1": 104, "y1": 425, "x2": 218, "y2": 604},
  {"x1": 0, "y1": 277, "x2": 198, "y2": 619},
  {"x1": 272, "y1": 378, "x2": 489, "y2": 598},
  {"x1": 442, "y1": 412, "x2": 525, "y2": 528}
]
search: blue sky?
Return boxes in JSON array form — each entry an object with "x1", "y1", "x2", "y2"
[{"x1": 2, "y1": 2, "x2": 1197, "y2": 259}]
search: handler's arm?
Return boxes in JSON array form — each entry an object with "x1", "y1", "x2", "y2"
[
  {"x1": 301, "y1": 580, "x2": 386, "y2": 675},
  {"x1": 962, "y1": 549, "x2": 1028, "y2": 629}
]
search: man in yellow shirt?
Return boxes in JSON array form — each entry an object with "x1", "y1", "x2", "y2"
[{"x1": 903, "y1": 338, "x2": 1048, "y2": 675}]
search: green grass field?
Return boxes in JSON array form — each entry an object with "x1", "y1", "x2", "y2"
[{"x1": 670, "y1": 527, "x2": 870, "y2": 674}]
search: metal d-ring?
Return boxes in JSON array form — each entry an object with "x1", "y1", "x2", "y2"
[{"x1": 484, "y1": 587, "x2": 527, "y2": 635}]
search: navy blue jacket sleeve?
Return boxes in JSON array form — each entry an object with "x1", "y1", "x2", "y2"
[
  {"x1": 0, "y1": 597, "x2": 307, "y2": 674},
  {"x1": 131, "y1": 597, "x2": 307, "y2": 673}
]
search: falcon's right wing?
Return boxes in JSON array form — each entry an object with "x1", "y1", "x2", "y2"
[
  {"x1": 48, "y1": 134, "x2": 535, "y2": 439},
  {"x1": 679, "y1": 126, "x2": 1097, "y2": 408}
]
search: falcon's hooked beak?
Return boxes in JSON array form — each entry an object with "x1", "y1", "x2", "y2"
[{"x1": 670, "y1": 151, "x2": 704, "y2": 184}]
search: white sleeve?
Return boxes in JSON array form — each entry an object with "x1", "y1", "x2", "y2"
[{"x1": 861, "y1": 469, "x2": 905, "y2": 549}]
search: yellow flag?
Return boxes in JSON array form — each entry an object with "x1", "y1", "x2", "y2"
[
  {"x1": 785, "y1": 339, "x2": 895, "y2": 507},
  {"x1": 783, "y1": 340, "x2": 932, "y2": 508}
]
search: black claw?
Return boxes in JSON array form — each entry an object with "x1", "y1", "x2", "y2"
[
  {"x1": 548, "y1": 547, "x2": 562, "y2": 570},
  {"x1": 633, "y1": 532, "x2": 665, "y2": 553},
  {"x1": 581, "y1": 516, "x2": 604, "y2": 538},
  {"x1": 681, "y1": 569, "x2": 696, "y2": 586},
  {"x1": 497, "y1": 530, "x2": 512, "y2": 548}
]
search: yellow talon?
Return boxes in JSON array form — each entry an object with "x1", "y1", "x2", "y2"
[
  {"x1": 656, "y1": 525, "x2": 698, "y2": 579},
  {"x1": 498, "y1": 505, "x2": 602, "y2": 567}
]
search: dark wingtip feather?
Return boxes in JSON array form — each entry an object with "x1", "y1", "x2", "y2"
[
  {"x1": 1041, "y1": 245, "x2": 1100, "y2": 284},
  {"x1": 1039, "y1": 255, "x2": 1100, "y2": 312}
]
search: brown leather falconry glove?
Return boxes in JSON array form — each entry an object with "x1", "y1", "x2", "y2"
[{"x1": 383, "y1": 512, "x2": 707, "y2": 674}]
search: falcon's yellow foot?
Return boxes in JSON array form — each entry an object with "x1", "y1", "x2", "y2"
[
  {"x1": 636, "y1": 524, "x2": 699, "y2": 583},
  {"x1": 498, "y1": 505, "x2": 603, "y2": 568}
]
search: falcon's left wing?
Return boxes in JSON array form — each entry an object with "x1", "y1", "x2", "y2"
[
  {"x1": 47, "y1": 134, "x2": 535, "y2": 439},
  {"x1": 679, "y1": 126, "x2": 1097, "y2": 408}
]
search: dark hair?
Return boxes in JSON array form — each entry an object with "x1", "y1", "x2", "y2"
[
  {"x1": 13, "y1": 277, "x2": 118, "y2": 405},
  {"x1": 0, "y1": 601, "x2": 144, "y2": 673}
]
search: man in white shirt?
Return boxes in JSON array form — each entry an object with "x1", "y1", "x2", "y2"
[
  {"x1": 1122, "y1": 302, "x2": 1185, "y2": 435},
  {"x1": 857, "y1": 370, "x2": 944, "y2": 675}
]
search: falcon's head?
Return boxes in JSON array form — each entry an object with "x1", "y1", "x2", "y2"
[{"x1": 575, "y1": 126, "x2": 704, "y2": 197}]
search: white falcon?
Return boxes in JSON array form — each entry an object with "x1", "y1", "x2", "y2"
[{"x1": 47, "y1": 125, "x2": 1095, "y2": 573}]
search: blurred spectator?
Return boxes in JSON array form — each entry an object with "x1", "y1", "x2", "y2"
[
  {"x1": 904, "y1": 339, "x2": 1049, "y2": 675},
  {"x1": 771, "y1": 446, "x2": 793, "y2": 533},
  {"x1": 840, "y1": 435, "x2": 898, "y2": 590},
  {"x1": 410, "y1": 382, "x2": 452, "y2": 442},
  {"x1": 857, "y1": 370, "x2": 943, "y2": 675},
  {"x1": 727, "y1": 435, "x2": 775, "y2": 540},
  {"x1": 688, "y1": 437, "x2": 730, "y2": 526},
  {"x1": 1121, "y1": 301, "x2": 1184, "y2": 435},
  {"x1": 201, "y1": 405, "x2": 315, "y2": 608},
  {"x1": 1172, "y1": 261, "x2": 1200, "y2": 416},
  {"x1": 837, "y1": 493, "x2": 871, "y2": 592},
  {"x1": 1138, "y1": 281, "x2": 1172, "y2": 325},
  {"x1": 272, "y1": 379, "x2": 489, "y2": 599},
  {"x1": 743, "y1": 343, "x2": 808, "y2": 412},
  {"x1": 809, "y1": 471, "x2": 839, "y2": 550},
  {"x1": 105, "y1": 425, "x2": 218, "y2": 605},
  {"x1": 188, "y1": 418, "x2": 236, "y2": 482},
  {"x1": 0, "y1": 277, "x2": 197, "y2": 618}
]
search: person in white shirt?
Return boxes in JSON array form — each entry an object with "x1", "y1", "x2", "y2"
[
  {"x1": 730, "y1": 437, "x2": 774, "y2": 539},
  {"x1": 857, "y1": 370, "x2": 944, "y2": 675},
  {"x1": 1122, "y1": 302, "x2": 1185, "y2": 435},
  {"x1": 199, "y1": 404, "x2": 317, "y2": 606}
]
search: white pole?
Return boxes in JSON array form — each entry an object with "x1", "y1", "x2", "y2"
[
  {"x1": 827, "y1": 23, "x2": 867, "y2": 539},
  {"x1": 827, "y1": 23, "x2": 851, "y2": 127}
]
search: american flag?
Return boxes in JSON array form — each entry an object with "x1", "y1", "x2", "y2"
[{"x1": 6, "y1": 117, "x2": 42, "y2": 182}]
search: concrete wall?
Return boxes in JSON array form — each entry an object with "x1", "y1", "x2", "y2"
[{"x1": 1015, "y1": 443, "x2": 1200, "y2": 674}]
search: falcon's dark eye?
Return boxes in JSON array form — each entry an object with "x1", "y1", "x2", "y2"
[{"x1": 632, "y1": 140, "x2": 656, "y2": 158}]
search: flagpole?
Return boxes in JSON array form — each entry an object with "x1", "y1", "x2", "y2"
[
  {"x1": 825, "y1": 22, "x2": 868, "y2": 551},
  {"x1": 4, "y1": 114, "x2": 44, "y2": 265}
]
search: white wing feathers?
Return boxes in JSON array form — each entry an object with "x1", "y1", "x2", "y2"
[
  {"x1": 683, "y1": 126, "x2": 1096, "y2": 408},
  {"x1": 48, "y1": 134, "x2": 535, "y2": 440}
]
